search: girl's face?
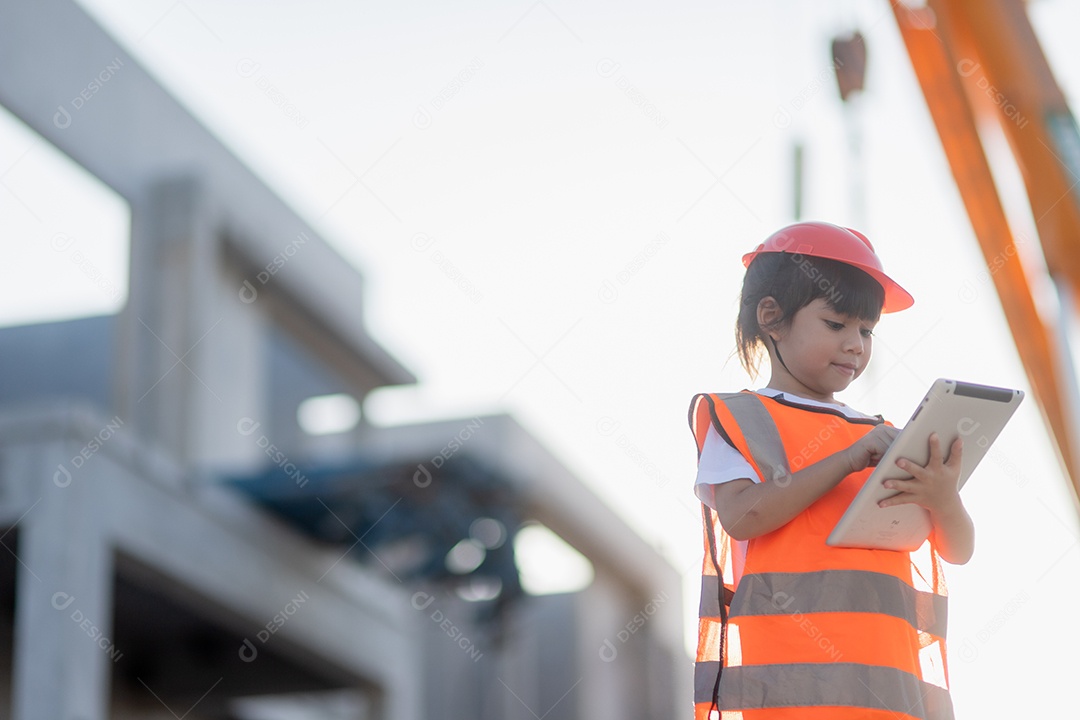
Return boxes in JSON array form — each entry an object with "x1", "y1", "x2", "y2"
[{"x1": 766, "y1": 297, "x2": 877, "y2": 403}]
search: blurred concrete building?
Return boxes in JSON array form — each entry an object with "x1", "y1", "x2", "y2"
[{"x1": 0, "y1": 2, "x2": 687, "y2": 718}]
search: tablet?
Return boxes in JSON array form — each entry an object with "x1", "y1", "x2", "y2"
[{"x1": 826, "y1": 378, "x2": 1024, "y2": 550}]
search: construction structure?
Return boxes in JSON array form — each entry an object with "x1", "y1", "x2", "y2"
[
  {"x1": 888, "y1": 0, "x2": 1080, "y2": 506},
  {"x1": 0, "y1": 1, "x2": 687, "y2": 718}
]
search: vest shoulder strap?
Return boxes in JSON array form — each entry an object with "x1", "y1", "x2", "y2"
[{"x1": 690, "y1": 392, "x2": 791, "y2": 485}]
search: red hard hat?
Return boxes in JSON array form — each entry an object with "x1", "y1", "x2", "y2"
[{"x1": 742, "y1": 221, "x2": 914, "y2": 312}]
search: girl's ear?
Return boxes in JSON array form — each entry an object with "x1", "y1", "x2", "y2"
[{"x1": 756, "y1": 296, "x2": 784, "y2": 339}]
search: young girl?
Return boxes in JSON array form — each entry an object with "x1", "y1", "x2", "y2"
[{"x1": 690, "y1": 222, "x2": 972, "y2": 720}]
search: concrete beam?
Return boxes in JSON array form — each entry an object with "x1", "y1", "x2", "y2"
[{"x1": 356, "y1": 414, "x2": 683, "y2": 613}]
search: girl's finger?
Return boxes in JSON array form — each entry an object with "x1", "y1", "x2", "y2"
[
  {"x1": 884, "y1": 478, "x2": 913, "y2": 492},
  {"x1": 927, "y1": 432, "x2": 943, "y2": 464},
  {"x1": 894, "y1": 457, "x2": 925, "y2": 479},
  {"x1": 946, "y1": 437, "x2": 964, "y2": 467},
  {"x1": 879, "y1": 494, "x2": 912, "y2": 508}
]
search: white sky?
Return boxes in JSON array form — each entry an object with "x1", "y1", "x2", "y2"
[{"x1": 3, "y1": 0, "x2": 1080, "y2": 715}]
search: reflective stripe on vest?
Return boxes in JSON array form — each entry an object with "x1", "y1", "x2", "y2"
[
  {"x1": 691, "y1": 391, "x2": 951, "y2": 720},
  {"x1": 729, "y1": 569, "x2": 947, "y2": 637},
  {"x1": 695, "y1": 662, "x2": 954, "y2": 720},
  {"x1": 713, "y1": 392, "x2": 791, "y2": 484},
  {"x1": 697, "y1": 552, "x2": 947, "y2": 636}
]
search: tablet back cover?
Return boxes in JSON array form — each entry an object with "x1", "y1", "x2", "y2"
[{"x1": 826, "y1": 379, "x2": 1023, "y2": 550}]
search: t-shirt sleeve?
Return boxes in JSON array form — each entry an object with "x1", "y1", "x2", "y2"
[{"x1": 694, "y1": 424, "x2": 761, "y2": 509}]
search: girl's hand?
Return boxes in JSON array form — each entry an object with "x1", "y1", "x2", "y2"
[
  {"x1": 844, "y1": 424, "x2": 901, "y2": 473},
  {"x1": 878, "y1": 433, "x2": 964, "y2": 516}
]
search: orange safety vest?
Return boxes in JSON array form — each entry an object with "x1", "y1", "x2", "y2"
[{"x1": 690, "y1": 391, "x2": 951, "y2": 720}]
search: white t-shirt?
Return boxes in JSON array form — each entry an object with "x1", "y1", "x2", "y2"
[{"x1": 693, "y1": 388, "x2": 875, "y2": 509}]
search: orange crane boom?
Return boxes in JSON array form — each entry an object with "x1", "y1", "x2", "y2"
[{"x1": 890, "y1": 0, "x2": 1080, "y2": 505}]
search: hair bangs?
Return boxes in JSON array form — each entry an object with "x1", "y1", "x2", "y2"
[{"x1": 811, "y1": 257, "x2": 885, "y2": 322}]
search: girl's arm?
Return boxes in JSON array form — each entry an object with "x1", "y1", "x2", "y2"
[
  {"x1": 878, "y1": 434, "x2": 974, "y2": 564},
  {"x1": 714, "y1": 424, "x2": 900, "y2": 540}
]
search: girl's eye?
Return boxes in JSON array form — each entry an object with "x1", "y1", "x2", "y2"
[
  {"x1": 861, "y1": 328, "x2": 875, "y2": 338},
  {"x1": 825, "y1": 321, "x2": 844, "y2": 330}
]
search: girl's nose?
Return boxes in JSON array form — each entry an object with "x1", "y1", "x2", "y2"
[{"x1": 844, "y1": 331, "x2": 865, "y2": 354}]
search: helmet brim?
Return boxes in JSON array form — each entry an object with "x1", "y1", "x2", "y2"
[{"x1": 742, "y1": 249, "x2": 914, "y2": 313}]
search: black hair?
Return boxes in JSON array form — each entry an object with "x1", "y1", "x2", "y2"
[{"x1": 735, "y1": 252, "x2": 885, "y2": 377}]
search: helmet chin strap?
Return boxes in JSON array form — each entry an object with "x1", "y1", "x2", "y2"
[
  {"x1": 769, "y1": 335, "x2": 790, "y2": 372},
  {"x1": 769, "y1": 335, "x2": 805, "y2": 390},
  {"x1": 771, "y1": 336, "x2": 842, "y2": 401}
]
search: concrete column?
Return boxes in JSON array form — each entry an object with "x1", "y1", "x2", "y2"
[
  {"x1": 379, "y1": 613, "x2": 424, "y2": 720},
  {"x1": 117, "y1": 175, "x2": 266, "y2": 473},
  {"x1": 11, "y1": 440, "x2": 114, "y2": 720},
  {"x1": 117, "y1": 175, "x2": 214, "y2": 463}
]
